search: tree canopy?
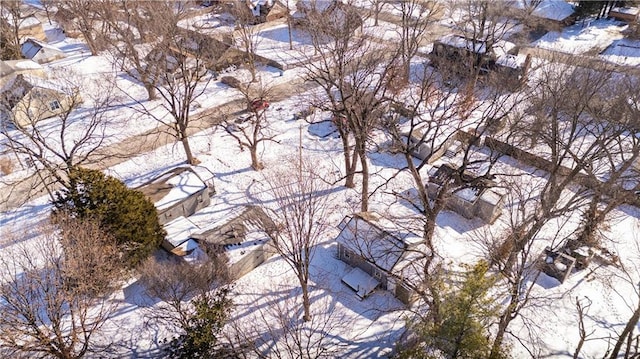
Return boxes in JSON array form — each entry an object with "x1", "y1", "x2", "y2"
[{"x1": 53, "y1": 166, "x2": 165, "y2": 267}]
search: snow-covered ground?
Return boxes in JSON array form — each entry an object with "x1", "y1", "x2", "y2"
[
  {"x1": 533, "y1": 18, "x2": 627, "y2": 55},
  {"x1": 3, "y1": 4, "x2": 640, "y2": 358}
]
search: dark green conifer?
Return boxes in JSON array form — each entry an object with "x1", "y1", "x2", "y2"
[{"x1": 53, "y1": 166, "x2": 165, "y2": 267}]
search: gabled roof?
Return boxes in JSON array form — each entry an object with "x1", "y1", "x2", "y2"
[
  {"x1": 136, "y1": 166, "x2": 210, "y2": 211},
  {"x1": 0, "y1": 74, "x2": 36, "y2": 111},
  {"x1": 513, "y1": 0, "x2": 575, "y2": 22},
  {"x1": 21, "y1": 38, "x2": 65, "y2": 60},
  {"x1": 336, "y1": 212, "x2": 420, "y2": 272}
]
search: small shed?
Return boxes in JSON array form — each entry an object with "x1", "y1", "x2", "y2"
[
  {"x1": 609, "y1": 7, "x2": 640, "y2": 23},
  {"x1": 0, "y1": 59, "x2": 45, "y2": 87},
  {"x1": 265, "y1": 0, "x2": 289, "y2": 22},
  {"x1": 137, "y1": 166, "x2": 216, "y2": 225},
  {"x1": 21, "y1": 38, "x2": 66, "y2": 64},
  {"x1": 336, "y1": 212, "x2": 422, "y2": 305},
  {"x1": 162, "y1": 216, "x2": 207, "y2": 263}
]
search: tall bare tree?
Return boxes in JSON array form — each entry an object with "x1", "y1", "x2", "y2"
[
  {"x1": 139, "y1": 251, "x2": 230, "y2": 336},
  {"x1": 227, "y1": 284, "x2": 354, "y2": 358},
  {"x1": 231, "y1": 3, "x2": 263, "y2": 83},
  {"x1": 302, "y1": 1, "x2": 398, "y2": 211},
  {"x1": 571, "y1": 73, "x2": 640, "y2": 249},
  {"x1": 53, "y1": 0, "x2": 106, "y2": 56},
  {"x1": 486, "y1": 62, "x2": 627, "y2": 357},
  {"x1": 119, "y1": 23, "x2": 217, "y2": 165},
  {"x1": 0, "y1": 215, "x2": 120, "y2": 359},
  {"x1": 260, "y1": 155, "x2": 334, "y2": 322},
  {"x1": 98, "y1": 0, "x2": 188, "y2": 100}
]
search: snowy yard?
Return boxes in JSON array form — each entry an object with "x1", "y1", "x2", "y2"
[{"x1": 3, "y1": 2, "x2": 640, "y2": 358}]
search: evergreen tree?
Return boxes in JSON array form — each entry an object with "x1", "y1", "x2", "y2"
[
  {"x1": 165, "y1": 288, "x2": 233, "y2": 358},
  {"x1": 53, "y1": 167, "x2": 165, "y2": 267},
  {"x1": 399, "y1": 261, "x2": 505, "y2": 359}
]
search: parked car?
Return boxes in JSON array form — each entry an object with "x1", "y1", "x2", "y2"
[{"x1": 249, "y1": 99, "x2": 269, "y2": 112}]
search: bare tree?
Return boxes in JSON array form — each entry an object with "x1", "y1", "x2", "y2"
[
  {"x1": 98, "y1": 0, "x2": 188, "y2": 100},
  {"x1": 220, "y1": 82, "x2": 276, "y2": 170},
  {"x1": 0, "y1": 215, "x2": 120, "y2": 359},
  {"x1": 572, "y1": 297, "x2": 596, "y2": 359},
  {"x1": 231, "y1": 3, "x2": 263, "y2": 83},
  {"x1": 138, "y1": 251, "x2": 229, "y2": 334},
  {"x1": 485, "y1": 63, "x2": 627, "y2": 357},
  {"x1": 571, "y1": 73, "x2": 640, "y2": 249},
  {"x1": 227, "y1": 286, "x2": 354, "y2": 358},
  {"x1": 260, "y1": 155, "x2": 335, "y2": 322},
  {"x1": 605, "y1": 232, "x2": 640, "y2": 359},
  {"x1": 0, "y1": 70, "x2": 117, "y2": 200},
  {"x1": 301, "y1": 1, "x2": 398, "y2": 211},
  {"x1": 52, "y1": 0, "x2": 106, "y2": 56},
  {"x1": 120, "y1": 24, "x2": 218, "y2": 165}
]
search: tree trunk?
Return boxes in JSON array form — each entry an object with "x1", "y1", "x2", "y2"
[
  {"x1": 250, "y1": 146, "x2": 263, "y2": 170},
  {"x1": 287, "y1": 15, "x2": 293, "y2": 51},
  {"x1": 144, "y1": 83, "x2": 157, "y2": 101},
  {"x1": 358, "y1": 145, "x2": 369, "y2": 212},
  {"x1": 181, "y1": 137, "x2": 197, "y2": 165},
  {"x1": 301, "y1": 278, "x2": 311, "y2": 322},
  {"x1": 609, "y1": 300, "x2": 640, "y2": 359},
  {"x1": 490, "y1": 309, "x2": 511, "y2": 359},
  {"x1": 339, "y1": 132, "x2": 355, "y2": 188}
]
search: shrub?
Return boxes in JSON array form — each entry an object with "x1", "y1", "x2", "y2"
[{"x1": 53, "y1": 167, "x2": 165, "y2": 267}]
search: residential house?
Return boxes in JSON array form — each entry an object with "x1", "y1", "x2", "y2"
[
  {"x1": 512, "y1": 0, "x2": 576, "y2": 30},
  {"x1": 159, "y1": 206, "x2": 276, "y2": 280},
  {"x1": 8, "y1": 15, "x2": 47, "y2": 42},
  {"x1": 0, "y1": 74, "x2": 79, "y2": 128},
  {"x1": 0, "y1": 59, "x2": 45, "y2": 87},
  {"x1": 336, "y1": 212, "x2": 422, "y2": 305},
  {"x1": 239, "y1": 0, "x2": 288, "y2": 23},
  {"x1": 137, "y1": 166, "x2": 216, "y2": 225},
  {"x1": 293, "y1": 0, "x2": 362, "y2": 36},
  {"x1": 426, "y1": 163, "x2": 505, "y2": 224},
  {"x1": 21, "y1": 38, "x2": 66, "y2": 64},
  {"x1": 194, "y1": 206, "x2": 276, "y2": 280},
  {"x1": 431, "y1": 35, "x2": 531, "y2": 87}
]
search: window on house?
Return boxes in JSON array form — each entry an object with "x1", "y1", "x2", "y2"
[
  {"x1": 343, "y1": 249, "x2": 350, "y2": 259},
  {"x1": 374, "y1": 269, "x2": 382, "y2": 279},
  {"x1": 49, "y1": 100, "x2": 61, "y2": 111}
]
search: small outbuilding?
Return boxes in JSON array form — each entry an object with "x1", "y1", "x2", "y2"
[
  {"x1": 0, "y1": 59, "x2": 45, "y2": 87},
  {"x1": 336, "y1": 212, "x2": 422, "y2": 305},
  {"x1": 21, "y1": 38, "x2": 66, "y2": 64},
  {"x1": 194, "y1": 206, "x2": 276, "y2": 280},
  {"x1": 609, "y1": 7, "x2": 640, "y2": 23}
]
